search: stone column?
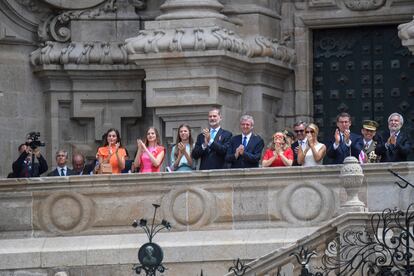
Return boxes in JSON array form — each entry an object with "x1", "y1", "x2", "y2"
[{"x1": 157, "y1": 0, "x2": 227, "y2": 20}]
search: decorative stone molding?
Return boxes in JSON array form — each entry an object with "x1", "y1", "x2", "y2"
[
  {"x1": 38, "y1": 1, "x2": 118, "y2": 42},
  {"x1": 39, "y1": 191, "x2": 94, "y2": 234},
  {"x1": 125, "y1": 28, "x2": 295, "y2": 64},
  {"x1": 157, "y1": 0, "x2": 227, "y2": 21},
  {"x1": 277, "y1": 181, "x2": 335, "y2": 225},
  {"x1": 398, "y1": 17, "x2": 414, "y2": 55},
  {"x1": 340, "y1": 156, "x2": 366, "y2": 211},
  {"x1": 343, "y1": 0, "x2": 386, "y2": 11},
  {"x1": 40, "y1": 0, "x2": 107, "y2": 9},
  {"x1": 161, "y1": 187, "x2": 217, "y2": 230},
  {"x1": 30, "y1": 41, "x2": 129, "y2": 65}
]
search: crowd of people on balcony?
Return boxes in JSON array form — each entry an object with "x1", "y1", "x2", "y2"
[{"x1": 7, "y1": 108, "x2": 412, "y2": 178}]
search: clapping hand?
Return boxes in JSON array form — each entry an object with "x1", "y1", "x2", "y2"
[
  {"x1": 202, "y1": 128, "x2": 210, "y2": 144},
  {"x1": 177, "y1": 142, "x2": 185, "y2": 152},
  {"x1": 343, "y1": 129, "x2": 350, "y2": 143},
  {"x1": 334, "y1": 129, "x2": 340, "y2": 144},
  {"x1": 388, "y1": 133, "x2": 397, "y2": 145}
]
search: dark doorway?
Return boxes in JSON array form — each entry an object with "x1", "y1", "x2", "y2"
[{"x1": 313, "y1": 25, "x2": 414, "y2": 161}]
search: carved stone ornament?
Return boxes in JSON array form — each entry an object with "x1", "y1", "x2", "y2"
[
  {"x1": 340, "y1": 156, "x2": 365, "y2": 208},
  {"x1": 37, "y1": 0, "x2": 118, "y2": 43},
  {"x1": 125, "y1": 28, "x2": 296, "y2": 64},
  {"x1": 343, "y1": 0, "x2": 386, "y2": 11},
  {"x1": 30, "y1": 41, "x2": 129, "y2": 65},
  {"x1": 398, "y1": 17, "x2": 414, "y2": 55},
  {"x1": 41, "y1": 0, "x2": 107, "y2": 9}
]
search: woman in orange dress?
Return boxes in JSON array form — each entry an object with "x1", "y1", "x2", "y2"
[
  {"x1": 96, "y1": 128, "x2": 126, "y2": 174},
  {"x1": 134, "y1": 127, "x2": 165, "y2": 173}
]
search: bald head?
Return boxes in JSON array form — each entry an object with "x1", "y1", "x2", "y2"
[{"x1": 72, "y1": 153, "x2": 85, "y2": 174}]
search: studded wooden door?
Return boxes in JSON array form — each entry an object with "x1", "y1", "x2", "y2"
[{"x1": 313, "y1": 25, "x2": 414, "y2": 160}]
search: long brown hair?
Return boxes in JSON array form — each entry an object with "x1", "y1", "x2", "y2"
[
  {"x1": 143, "y1": 127, "x2": 161, "y2": 147},
  {"x1": 103, "y1": 128, "x2": 123, "y2": 147},
  {"x1": 174, "y1": 124, "x2": 193, "y2": 160}
]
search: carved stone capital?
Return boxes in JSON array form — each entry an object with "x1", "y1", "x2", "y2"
[
  {"x1": 398, "y1": 17, "x2": 414, "y2": 55},
  {"x1": 343, "y1": 0, "x2": 386, "y2": 11},
  {"x1": 125, "y1": 27, "x2": 296, "y2": 64},
  {"x1": 30, "y1": 41, "x2": 129, "y2": 65},
  {"x1": 157, "y1": 0, "x2": 227, "y2": 21}
]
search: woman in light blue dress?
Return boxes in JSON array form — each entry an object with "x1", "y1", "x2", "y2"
[{"x1": 170, "y1": 124, "x2": 195, "y2": 171}]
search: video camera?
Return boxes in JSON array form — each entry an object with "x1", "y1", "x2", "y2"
[{"x1": 26, "y1": 132, "x2": 45, "y2": 149}]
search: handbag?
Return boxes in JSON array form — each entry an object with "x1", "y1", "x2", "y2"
[{"x1": 98, "y1": 162, "x2": 112, "y2": 174}]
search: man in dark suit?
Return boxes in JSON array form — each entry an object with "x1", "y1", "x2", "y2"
[
  {"x1": 192, "y1": 108, "x2": 232, "y2": 170},
  {"x1": 48, "y1": 150, "x2": 75, "y2": 176},
  {"x1": 225, "y1": 115, "x2": 264, "y2": 168},
  {"x1": 375, "y1": 112, "x2": 412, "y2": 162},
  {"x1": 291, "y1": 121, "x2": 307, "y2": 166},
  {"x1": 12, "y1": 144, "x2": 48, "y2": 177},
  {"x1": 72, "y1": 153, "x2": 94, "y2": 175},
  {"x1": 326, "y1": 112, "x2": 361, "y2": 164}
]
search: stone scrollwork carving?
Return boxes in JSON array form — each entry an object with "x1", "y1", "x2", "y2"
[
  {"x1": 30, "y1": 41, "x2": 129, "y2": 65},
  {"x1": 161, "y1": 187, "x2": 217, "y2": 229},
  {"x1": 248, "y1": 36, "x2": 296, "y2": 63},
  {"x1": 343, "y1": 0, "x2": 386, "y2": 11},
  {"x1": 125, "y1": 27, "x2": 295, "y2": 64},
  {"x1": 37, "y1": 0, "x2": 118, "y2": 43},
  {"x1": 398, "y1": 17, "x2": 414, "y2": 55},
  {"x1": 39, "y1": 191, "x2": 94, "y2": 234},
  {"x1": 277, "y1": 181, "x2": 335, "y2": 225}
]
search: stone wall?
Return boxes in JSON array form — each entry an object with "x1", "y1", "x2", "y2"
[{"x1": 0, "y1": 162, "x2": 413, "y2": 275}]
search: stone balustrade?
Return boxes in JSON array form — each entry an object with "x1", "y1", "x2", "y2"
[
  {"x1": 1, "y1": 162, "x2": 413, "y2": 239},
  {"x1": 0, "y1": 161, "x2": 413, "y2": 275}
]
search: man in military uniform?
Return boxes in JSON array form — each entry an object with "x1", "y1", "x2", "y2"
[{"x1": 356, "y1": 120, "x2": 382, "y2": 163}]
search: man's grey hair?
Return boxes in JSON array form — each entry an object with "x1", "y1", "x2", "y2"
[
  {"x1": 56, "y1": 149, "x2": 68, "y2": 158},
  {"x1": 240, "y1": 114, "x2": 254, "y2": 125},
  {"x1": 388, "y1": 112, "x2": 404, "y2": 126}
]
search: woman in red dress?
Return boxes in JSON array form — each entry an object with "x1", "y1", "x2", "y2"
[{"x1": 262, "y1": 131, "x2": 294, "y2": 167}]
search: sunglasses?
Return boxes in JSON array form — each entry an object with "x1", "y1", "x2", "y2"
[
  {"x1": 294, "y1": 129, "x2": 305, "y2": 133},
  {"x1": 305, "y1": 130, "x2": 314, "y2": 134}
]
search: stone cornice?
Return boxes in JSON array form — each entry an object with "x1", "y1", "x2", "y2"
[
  {"x1": 30, "y1": 41, "x2": 129, "y2": 66},
  {"x1": 125, "y1": 27, "x2": 296, "y2": 65}
]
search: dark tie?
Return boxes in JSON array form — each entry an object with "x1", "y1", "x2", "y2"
[
  {"x1": 242, "y1": 136, "x2": 247, "y2": 147},
  {"x1": 340, "y1": 134, "x2": 343, "y2": 144},
  {"x1": 60, "y1": 168, "x2": 65, "y2": 176}
]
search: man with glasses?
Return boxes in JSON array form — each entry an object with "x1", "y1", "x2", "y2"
[
  {"x1": 326, "y1": 112, "x2": 361, "y2": 164},
  {"x1": 47, "y1": 150, "x2": 75, "y2": 176},
  {"x1": 291, "y1": 121, "x2": 307, "y2": 166}
]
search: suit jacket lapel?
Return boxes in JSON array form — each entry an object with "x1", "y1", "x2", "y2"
[{"x1": 214, "y1": 128, "x2": 222, "y2": 143}]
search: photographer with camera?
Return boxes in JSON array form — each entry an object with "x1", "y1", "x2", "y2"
[{"x1": 12, "y1": 132, "x2": 48, "y2": 178}]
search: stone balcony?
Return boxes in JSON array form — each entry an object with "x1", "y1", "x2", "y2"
[{"x1": 0, "y1": 162, "x2": 413, "y2": 275}]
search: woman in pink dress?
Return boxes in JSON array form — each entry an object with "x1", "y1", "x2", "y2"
[{"x1": 134, "y1": 127, "x2": 165, "y2": 173}]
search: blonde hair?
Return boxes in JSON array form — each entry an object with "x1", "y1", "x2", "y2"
[{"x1": 306, "y1": 123, "x2": 319, "y2": 136}]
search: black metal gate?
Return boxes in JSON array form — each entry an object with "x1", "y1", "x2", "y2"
[{"x1": 313, "y1": 25, "x2": 414, "y2": 161}]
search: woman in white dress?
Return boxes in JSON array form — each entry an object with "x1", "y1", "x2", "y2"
[{"x1": 297, "y1": 123, "x2": 326, "y2": 166}]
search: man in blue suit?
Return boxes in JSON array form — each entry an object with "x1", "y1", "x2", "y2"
[
  {"x1": 326, "y1": 112, "x2": 361, "y2": 164},
  {"x1": 375, "y1": 112, "x2": 412, "y2": 162},
  {"x1": 226, "y1": 115, "x2": 264, "y2": 168},
  {"x1": 192, "y1": 108, "x2": 232, "y2": 170}
]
